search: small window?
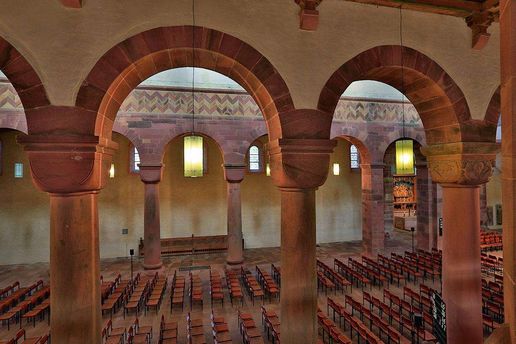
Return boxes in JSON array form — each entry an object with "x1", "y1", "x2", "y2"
[
  {"x1": 249, "y1": 145, "x2": 261, "y2": 172},
  {"x1": 350, "y1": 145, "x2": 360, "y2": 169},
  {"x1": 14, "y1": 163, "x2": 23, "y2": 178},
  {"x1": 130, "y1": 146, "x2": 140, "y2": 173}
]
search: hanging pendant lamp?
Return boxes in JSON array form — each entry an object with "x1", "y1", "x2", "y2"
[
  {"x1": 184, "y1": 0, "x2": 204, "y2": 178},
  {"x1": 395, "y1": 6, "x2": 414, "y2": 175}
]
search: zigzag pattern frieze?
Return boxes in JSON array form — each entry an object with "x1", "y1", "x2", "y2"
[{"x1": 0, "y1": 81, "x2": 422, "y2": 126}]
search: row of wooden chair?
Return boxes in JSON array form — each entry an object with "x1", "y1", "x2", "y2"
[
  {"x1": 241, "y1": 267, "x2": 264, "y2": 305},
  {"x1": 170, "y1": 271, "x2": 185, "y2": 311},
  {"x1": 225, "y1": 269, "x2": 243, "y2": 306},
  {"x1": 261, "y1": 306, "x2": 280, "y2": 344},
  {"x1": 361, "y1": 256, "x2": 405, "y2": 287},
  {"x1": 102, "y1": 318, "x2": 152, "y2": 344},
  {"x1": 210, "y1": 311, "x2": 232, "y2": 343},
  {"x1": 159, "y1": 315, "x2": 178, "y2": 344},
  {"x1": 186, "y1": 312, "x2": 206, "y2": 344},
  {"x1": 124, "y1": 274, "x2": 152, "y2": 318},
  {"x1": 334, "y1": 258, "x2": 370, "y2": 289},
  {"x1": 189, "y1": 274, "x2": 204, "y2": 310},
  {"x1": 316, "y1": 260, "x2": 351, "y2": 294},
  {"x1": 145, "y1": 274, "x2": 167, "y2": 314},
  {"x1": 255, "y1": 266, "x2": 279, "y2": 302},
  {"x1": 209, "y1": 270, "x2": 224, "y2": 307},
  {"x1": 0, "y1": 282, "x2": 20, "y2": 300},
  {"x1": 0, "y1": 329, "x2": 49, "y2": 344},
  {"x1": 349, "y1": 258, "x2": 387, "y2": 287},
  {"x1": 238, "y1": 310, "x2": 264, "y2": 344},
  {"x1": 102, "y1": 273, "x2": 139, "y2": 318},
  {"x1": 0, "y1": 285, "x2": 49, "y2": 330},
  {"x1": 317, "y1": 306, "x2": 351, "y2": 344},
  {"x1": 101, "y1": 274, "x2": 121, "y2": 304},
  {"x1": 270, "y1": 264, "x2": 280, "y2": 287}
]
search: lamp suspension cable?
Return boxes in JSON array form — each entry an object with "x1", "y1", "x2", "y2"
[
  {"x1": 191, "y1": 0, "x2": 196, "y2": 134},
  {"x1": 399, "y1": 6, "x2": 405, "y2": 139}
]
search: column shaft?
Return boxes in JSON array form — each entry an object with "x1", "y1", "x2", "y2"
[
  {"x1": 500, "y1": 0, "x2": 516, "y2": 339},
  {"x1": 226, "y1": 182, "x2": 244, "y2": 265},
  {"x1": 143, "y1": 182, "x2": 162, "y2": 269},
  {"x1": 280, "y1": 188, "x2": 317, "y2": 343},
  {"x1": 361, "y1": 165, "x2": 385, "y2": 255},
  {"x1": 441, "y1": 185, "x2": 482, "y2": 344},
  {"x1": 416, "y1": 165, "x2": 431, "y2": 250},
  {"x1": 50, "y1": 192, "x2": 101, "y2": 344}
]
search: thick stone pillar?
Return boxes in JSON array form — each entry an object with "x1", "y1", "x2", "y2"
[
  {"x1": 361, "y1": 164, "x2": 385, "y2": 255},
  {"x1": 18, "y1": 134, "x2": 115, "y2": 344},
  {"x1": 480, "y1": 184, "x2": 488, "y2": 227},
  {"x1": 416, "y1": 163, "x2": 432, "y2": 250},
  {"x1": 501, "y1": 2, "x2": 516, "y2": 339},
  {"x1": 269, "y1": 138, "x2": 336, "y2": 344},
  {"x1": 423, "y1": 142, "x2": 497, "y2": 344},
  {"x1": 223, "y1": 164, "x2": 246, "y2": 266},
  {"x1": 139, "y1": 164, "x2": 164, "y2": 270}
]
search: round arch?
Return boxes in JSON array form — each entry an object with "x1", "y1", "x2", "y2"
[
  {"x1": 484, "y1": 86, "x2": 500, "y2": 126},
  {"x1": 319, "y1": 46, "x2": 472, "y2": 144},
  {"x1": 76, "y1": 26, "x2": 294, "y2": 143},
  {"x1": 0, "y1": 37, "x2": 48, "y2": 133}
]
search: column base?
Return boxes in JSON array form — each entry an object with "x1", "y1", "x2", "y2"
[
  {"x1": 142, "y1": 261, "x2": 163, "y2": 270},
  {"x1": 226, "y1": 259, "x2": 244, "y2": 268}
]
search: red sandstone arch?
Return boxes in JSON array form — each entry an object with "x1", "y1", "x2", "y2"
[
  {"x1": 484, "y1": 86, "x2": 500, "y2": 126},
  {"x1": 335, "y1": 135, "x2": 371, "y2": 165},
  {"x1": 77, "y1": 26, "x2": 294, "y2": 143},
  {"x1": 0, "y1": 37, "x2": 49, "y2": 132},
  {"x1": 319, "y1": 46, "x2": 473, "y2": 144}
]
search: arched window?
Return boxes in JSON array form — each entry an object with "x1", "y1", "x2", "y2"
[
  {"x1": 350, "y1": 145, "x2": 360, "y2": 169},
  {"x1": 249, "y1": 145, "x2": 261, "y2": 172},
  {"x1": 130, "y1": 146, "x2": 140, "y2": 173}
]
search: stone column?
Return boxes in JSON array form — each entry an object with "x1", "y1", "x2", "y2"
[
  {"x1": 223, "y1": 164, "x2": 246, "y2": 266},
  {"x1": 139, "y1": 164, "x2": 164, "y2": 270},
  {"x1": 416, "y1": 163, "x2": 432, "y2": 250},
  {"x1": 501, "y1": 2, "x2": 516, "y2": 339},
  {"x1": 361, "y1": 163, "x2": 385, "y2": 255},
  {"x1": 18, "y1": 134, "x2": 115, "y2": 344},
  {"x1": 479, "y1": 184, "x2": 488, "y2": 227},
  {"x1": 269, "y1": 138, "x2": 336, "y2": 344},
  {"x1": 423, "y1": 142, "x2": 498, "y2": 344}
]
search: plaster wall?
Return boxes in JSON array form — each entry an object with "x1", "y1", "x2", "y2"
[
  {"x1": 0, "y1": 131, "x2": 362, "y2": 263},
  {"x1": 0, "y1": 0, "x2": 500, "y2": 120}
]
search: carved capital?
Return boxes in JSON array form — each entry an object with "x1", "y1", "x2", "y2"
[
  {"x1": 139, "y1": 164, "x2": 164, "y2": 184},
  {"x1": 294, "y1": 0, "x2": 322, "y2": 30},
  {"x1": 223, "y1": 164, "x2": 246, "y2": 183},
  {"x1": 17, "y1": 135, "x2": 117, "y2": 194},
  {"x1": 268, "y1": 138, "x2": 336, "y2": 189},
  {"x1": 421, "y1": 142, "x2": 499, "y2": 186}
]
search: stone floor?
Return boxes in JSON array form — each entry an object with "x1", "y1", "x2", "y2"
[{"x1": 0, "y1": 230, "x2": 437, "y2": 343}]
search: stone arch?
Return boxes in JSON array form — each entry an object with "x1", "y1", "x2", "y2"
[
  {"x1": 319, "y1": 46, "x2": 474, "y2": 144},
  {"x1": 381, "y1": 135, "x2": 427, "y2": 165},
  {"x1": 0, "y1": 37, "x2": 49, "y2": 134},
  {"x1": 76, "y1": 26, "x2": 294, "y2": 143},
  {"x1": 331, "y1": 134, "x2": 371, "y2": 165}
]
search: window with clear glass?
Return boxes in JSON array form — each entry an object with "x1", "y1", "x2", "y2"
[
  {"x1": 249, "y1": 145, "x2": 260, "y2": 172},
  {"x1": 130, "y1": 146, "x2": 140, "y2": 173},
  {"x1": 14, "y1": 163, "x2": 23, "y2": 178},
  {"x1": 350, "y1": 145, "x2": 360, "y2": 169}
]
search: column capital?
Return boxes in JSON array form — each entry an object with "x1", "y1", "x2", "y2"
[
  {"x1": 268, "y1": 138, "x2": 336, "y2": 189},
  {"x1": 421, "y1": 142, "x2": 499, "y2": 186},
  {"x1": 139, "y1": 164, "x2": 164, "y2": 184},
  {"x1": 223, "y1": 164, "x2": 246, "y2": 183},
  {"x1": 17, "y1": 134, "x2": 117, "y2": 194}
]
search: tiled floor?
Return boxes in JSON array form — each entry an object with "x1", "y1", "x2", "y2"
[{"x1": 0, "y1": 230, "x2": 430, "y2": 343}]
